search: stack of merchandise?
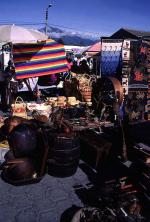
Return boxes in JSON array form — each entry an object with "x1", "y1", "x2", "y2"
[
  {"x1": 46, "y1": 97, "x2": 58, "y2": 107},
  {"x1": 67, "y1": 97, "x2": 80, "y2": 106},
  {"x1": 27, "y1": 103, "x2": 52, "y2": 118},
  {"x1": 99, "y1": 176, "x2": 145, "y2": 221},
  {"x1": 76, "y1": 74, "x2": 96, "y2": 106},
  {"x1": 71, "y1": 176, "x2": 146, "y2": 221},
  {"x1": 81, "y1": 86, "x2": 92, "y2": 105},
  {"x1": 47, "y1": 96, "x2": 80, "y2": 107},
  {"x1": 129, "y1": 143, "x2": 150, "y2": 205},
  {"x1": 57, "y1": 96, "x2": 67, "y2": 107}
]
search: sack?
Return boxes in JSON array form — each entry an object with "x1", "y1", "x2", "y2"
[{"x1": 11, "y1": 97, "x2": 27, "y2": 118}]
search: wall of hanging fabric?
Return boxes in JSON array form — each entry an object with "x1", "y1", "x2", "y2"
[
  {"x1": 129, "y1": 40, "x2": 148, "y2": 86},
  {"x1": 126, "y1": 40, "x2": 149, "y2": 121},
  {"x1": 121, "y1": 40, "x2": 131, "y2": 95},
  {"x1": 127, "y1": 89, "x2": 147, "y2": 121},
  {"x1": 148, "y1": 77, "x2": 150, "y2": 120},
  {"x1": 142, "y1": 40, "x2": 150, "y2": 120}
]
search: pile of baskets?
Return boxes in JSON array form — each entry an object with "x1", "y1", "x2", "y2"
[{"x1": 76, "y1": 74, "x2": 97, "y2": 104}]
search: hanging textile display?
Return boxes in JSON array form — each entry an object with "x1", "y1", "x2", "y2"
[
  {"x1": 126, "y1": 40, "x2": 149, "y2": 121},
  {"x1": 148, "y1": 78, "x2": 150, "y2": 120},
  {"x1": 126, "y1": 89, "x2": 147, "y2": 121},
  {"x1": 12, "y1": 39, "x2": 68, "y2": 79},
  {"x1": 143, "y1": 40, "x2": 150, "y2": 120},
  {"x1": 129, "y1": 40, "x2": 148, "y2": 86},
  {"x1": 101, "y1": 39, "x2": 123, "y2": 77},
  {"x1": 121, "y1": 40, "x2": 131, "y2": 95}
]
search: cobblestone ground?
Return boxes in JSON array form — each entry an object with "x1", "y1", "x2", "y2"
[{"x1": 0, "y1": 163, "x2": 92, "y2": 222}]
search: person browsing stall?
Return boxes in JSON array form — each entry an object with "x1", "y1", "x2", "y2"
[{"x1": 0, "y1": 62, "x2": 8, "y2": 112}]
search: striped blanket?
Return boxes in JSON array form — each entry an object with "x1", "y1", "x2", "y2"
[{"x1": 13, "y1": 39, "x2": 68, "y2": 79}]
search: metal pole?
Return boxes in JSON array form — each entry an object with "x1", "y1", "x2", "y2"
[
  {"x1": 45, "y1": 8, "x2": 48, "y2": 36},
  {"x1": 45, "y1": 4, "x2": 52, "y2": 36}
]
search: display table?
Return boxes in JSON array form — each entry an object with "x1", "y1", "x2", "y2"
[
  {"x1": 79, "y1": 129, "x2": 112, "y2": 170},
  {"x1": 64, "y1": 119, "x2": 114, "y2": 132}
]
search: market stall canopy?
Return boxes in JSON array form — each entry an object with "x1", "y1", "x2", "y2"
[
  {"x1": 12, "y1": 39, "x2": 68, "y2": 79},
  {"x1": 0, "y1": 24, "x2": 48, "y2": 43},
  {"x1": 64, "y1": 45, "x2": 89, "y2": 54},
  {"x1": 84, "y1": 42, "x2": 101, "y2": 56}
]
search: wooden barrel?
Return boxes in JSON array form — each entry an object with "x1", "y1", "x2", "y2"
[{"x1": 47, "y1": 134, "x2": 80, "y2": 177}]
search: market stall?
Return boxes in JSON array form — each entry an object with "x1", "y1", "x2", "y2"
[
  {"x1": 0, "y1": 25, "x2": 69, "y2": 111},
  {"x1": 0, "y1": 37, "x2": 69, "y2": 109},
  {"x1": 0, "y1": 25, "x2": 132, "y2": 186},
  {"x1": 100, "y1": 37, "x2": 150, "y2": 121},
  {"x1": 0, "y1": 72, "x2": 125, "y2": 184}
]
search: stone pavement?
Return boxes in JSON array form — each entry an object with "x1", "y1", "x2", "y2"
[{"x1": 0, "y1": 162, "x2": 94, "y2": 222}]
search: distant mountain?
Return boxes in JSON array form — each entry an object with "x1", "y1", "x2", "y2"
[{"x1": 39, "y1": 26, "x2": 100, "y2": 46}]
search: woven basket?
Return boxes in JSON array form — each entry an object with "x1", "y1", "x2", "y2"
[
  {"x1": 11, "y1": 97, "x2": 27, "y2": 118},
  {"x1": 80, "y1": 86, "x2": 92, "y2": 102},
  {"x1": 82, "y1": 90, "x2": 92, "y2": 102}
]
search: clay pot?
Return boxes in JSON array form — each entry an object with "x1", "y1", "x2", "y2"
[{"x1": 8, "y1": 124, "x2": 38, "y2": 158}]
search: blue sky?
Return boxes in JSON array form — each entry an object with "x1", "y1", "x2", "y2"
[{"x1": 0, "y1": 0, "x2": 150, "y2": 36}]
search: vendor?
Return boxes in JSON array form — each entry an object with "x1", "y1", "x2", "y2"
[
  {"x1": 79, "y1": 59, "x2": 90, "y2": 74},
  {"x1": 64, "y1": 73, "x2": 82, "y2": 100},
  {"x1": 0, "y1": 62, "x2": 8, "y2": 112},
  {"x1": 100, "y1": 103, "x2": 114, "y2": 122},
  {"x1": 5, "y1": 61, "x2": 18, "y2": 107}
]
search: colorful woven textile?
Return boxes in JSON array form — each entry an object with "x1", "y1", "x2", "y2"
[
  {"x1": 13, "y1": 39, "x2": 68, "y2": 79},
  {"x1": 126, "y1": 40, "x2": 149, "y2": 120},
  {"x1": 148, "y1": 77, "x2": 150, "y2": 120},
  {"x1": 101, "y1": 39, "x2": 123, "y2": 77},
  {"x1": 129, "y1": 41, "x2": 148, "y2": 86},
  {"x1": 144, "y1": 40, "x2": 150, "y2": 120}
]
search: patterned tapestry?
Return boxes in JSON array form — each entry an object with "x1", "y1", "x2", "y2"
[
  {"x1": 101, "y1": 39, "x2": 123, "y2": 77},
  {"x1": 13, "y1": 39, "x2": 68, "y2": 79},
  {"x1": 122, "y1": 40, "x2": 131, "y2": 95},
  {"x1": 127, "y1": 40, "x2": 149, "y2": 121},
  {"x1": 126, "y1": 89, "x2": 147, "y2": 121},
  {"x1": 129, "y1": 40, "x2": 148, "y2": 86},
  {"x1": 147, "y1": 77, "x2": 150, "y2": 120},
  {"x1": 143, "y1": 40, "x2": 150, "y2": 120}
]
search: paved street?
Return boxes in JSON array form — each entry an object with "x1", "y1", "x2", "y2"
[{"x1": 0, "y1": 162, "x2": 93, "y2": 222}]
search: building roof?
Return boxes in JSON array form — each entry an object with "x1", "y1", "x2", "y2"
[
  {"x1": 86, "y1": 41, "x2": 101, "y2": 52},
  {"x1": 110, "y1": 28, "x2": 150, "y2": 39},
  {"x1": 124, "y1": 28, "x2": 150, "y2": 37},
  {"x1": 83, "y1": 41, "x2": 101, "y2": 57}
]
